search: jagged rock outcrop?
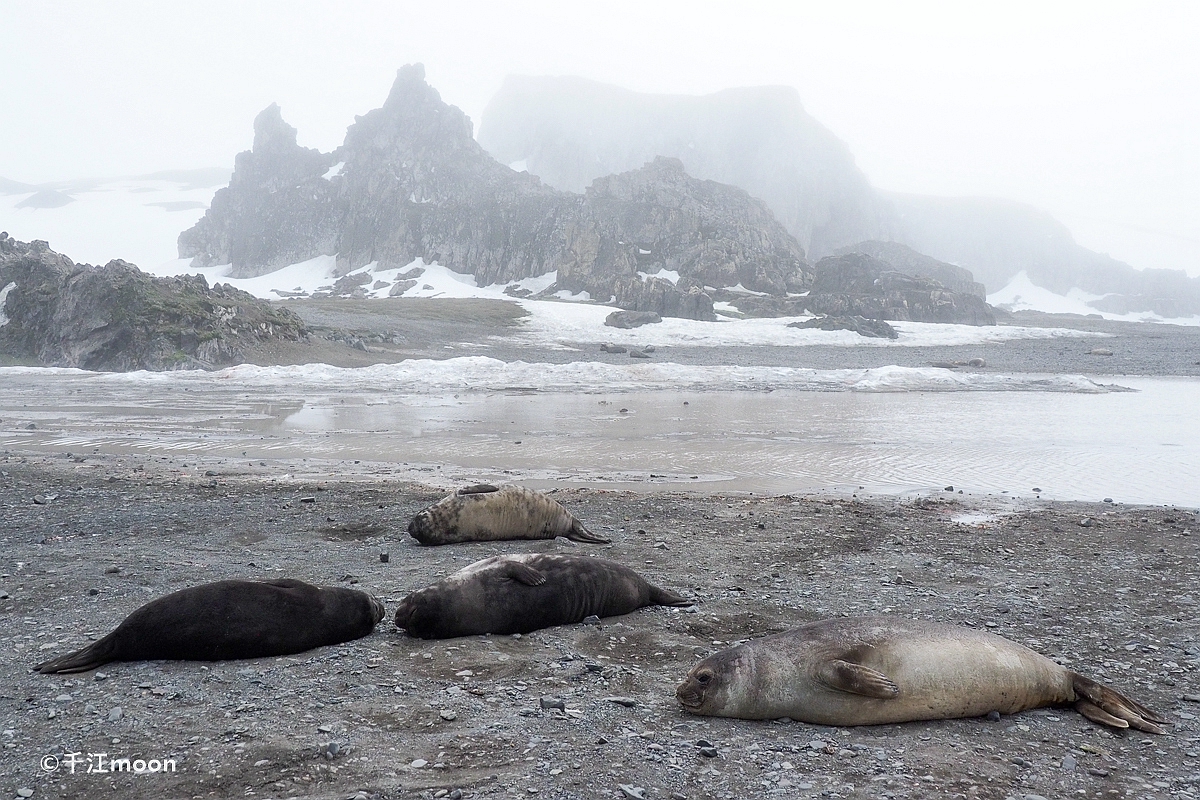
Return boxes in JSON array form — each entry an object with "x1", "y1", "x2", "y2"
[
  {"x1": 479, "y1": 76, "x2": 889, "y2": 259},
  {"x1": 0, "y1": 234, "x2": 306, "y2": 371},
  {"x1": 834, "y1": 240, "x2": 986, "y2": 298},
  {"x1": 179, "y1": 66, "x2": 813, "y2": 321},
  {"x1": 807, "y1": 253, "x2": 997, "y2": 325},
  {"x1": 180, "y1": 105, "x2": 338, "y2": 277}
]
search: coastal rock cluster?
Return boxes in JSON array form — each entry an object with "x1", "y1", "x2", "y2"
[{"x1": 0, "y1": 234, "x2": 307, "y2": 370}]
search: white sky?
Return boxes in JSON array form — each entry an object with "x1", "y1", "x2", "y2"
[{"x1": 1, "y1": 1, "x2": 1197, "y2": 275}]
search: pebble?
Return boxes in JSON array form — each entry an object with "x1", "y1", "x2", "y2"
[
  {"x1": 1087, "y1": 768, "x2": 1110, "y2": 777},
  {"x1": 1078, "y1": 517, "x2": 1095, "y2": 528},
  {"x1": 1182, "y1": 693, "x2": 1200, "y2": 702},
  {"x1": 321, "y1": 742, "x2": 341, "y2": 759},
  {"x1": 410, "y1": 758, "x2": 427, "y2": 768},
  {"x1": 582, "y1": 615, "x2": 601, "y2": 626},
  {"x1": 1062, "y1": 754, "x2": 1077, "y2": 770},
  {"x1": 604, "y1": 696, "x2": 638, "y2": 708},
  {"x1": 439, "y1": 709, "x2": 457, "y2": 721},
  {"x1": 618, "y1": 785, "x2": 646, "y2": 799},
  {"x1": 87, "y1": 587, "x2": 99, "y2": 595},
  {"x1": 540, "y1": 697, "x2": 566, "y2": 712},
  {"x1": 347, "y1": 792, "x2": 370, "y2": 800},
  {"x1": 17, "y1": 790, "x2": 33, "y2": 798},
  {"x1": 379, "y1": 552, "x2": 389, "y2": 563},
  {"x1": 107, "y1": 706, "x2": 122, "y2": 721},
  {"x1": 698, "y1": 747, "x2": 718, "y2": 758}
]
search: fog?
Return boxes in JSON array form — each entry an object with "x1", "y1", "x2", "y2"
[{"x1": 1, "y1": 1, "x2": 1197, "y2": 274}]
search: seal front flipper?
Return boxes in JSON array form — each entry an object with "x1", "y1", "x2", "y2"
[
  {"x1": 1071, "y1": 673, "x2": 1167, "y2": 734},
  {"x1": 566, "y1": 519, "x2": 611, "y2": 544},
  {"x1": 502, "y1": 561, "x2": 547, "y2": 586},
  {"x1": 815, "y1": 659, "x2": 900, "y2": 699},
  {"x1": 457, "y1": 484, "x2": 500, "y2": 496}
]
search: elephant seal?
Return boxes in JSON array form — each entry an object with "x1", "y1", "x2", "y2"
[
  {"x1": 676, "y1": 616, "x2": 1166, "y2": 734},
  {"x1": 394, "y1": 553, "x2": 690, "y2": 638},
  {"x1": 407, "y1": 484, "x2": 608, "y2": 545},
  {"x1": 35, "y1": 579, "x2": 386, "y2": 674}
]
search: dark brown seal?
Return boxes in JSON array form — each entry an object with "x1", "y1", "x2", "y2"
[
  {"x1": 394, "y1": 553, "x2": 690, "y2": 638},
  {"x1": 407, "y1": 484, "x2": 608, "y2": 545},
  {"x1": 35, "y1": 579, "x2": 386, "y2": 674},
  {"x1": 676, "y1": 616, "x2": 1166, "y2": 733}
]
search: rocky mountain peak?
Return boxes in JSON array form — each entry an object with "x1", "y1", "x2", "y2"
[{"x1": 252, "y1": 103, "x2": 300, "y2": 154}]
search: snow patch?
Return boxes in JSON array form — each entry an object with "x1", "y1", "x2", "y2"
[
  {"x1": 508, "y1": 160, "x2": 528, "y2": 173},
  {"x1": 0, "y1": 282, "x2": 15, "y2": 326},
  {"x1": 638, "y1": 268, "x2": 680, "y2": 285},
  {"x1": 322, "y1": 161, "x2": 345, "y2": 180},
  {"x1": 989, "y1": 271, "x2": 1200, "y2": 326}
]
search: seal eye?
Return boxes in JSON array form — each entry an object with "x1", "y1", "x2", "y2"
[{"x1": 696, "y1": 671, "x2": 712, "y2": 685}]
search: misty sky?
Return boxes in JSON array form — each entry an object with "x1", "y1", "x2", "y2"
[{"x1": 1, "y1": 1, "x2": 1197, "y2": 275}]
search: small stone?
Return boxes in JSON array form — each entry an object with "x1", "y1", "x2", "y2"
[
  {"x1": 104, "y1": 566, "x2": 121, "y2": 574},
  {"x1": 1102, "y1": 497, "x2": 1113, "y2": 503},
  {"x1": 94, "y1": 672, "x2": 107, "y2": 681},
  {"x1": 17, "y1": 790, "x2": 33, "y2": 798},
  {"x1": 439, "y1": 709, "x2": 457, "y2": 721},
  {"x1": 322, "y1": 742, "x2": 340, "y2": 759},
  {"x1": 604, "y1": 696, "x2": 638, "y2": 708},
  {"x1": 1182, "y1": 693, "x2": 1200, "y2": 702},
  {"x1": 1062, "y1": 754, "x2": 1077, "y2": 770},
  {"x1": 698, "y1": 747, "x2": 718, "y2": 758},
  {"x1": 107, "y1": 706, "x2": 122, "y2": 721},
  {"x1": 582, "y1": 615, "x2": 601, "y2": 626},
  {"x1": 618, "y1": 785, "x2": 646, "y2": 800},
  {"x1": 379, "y1": 552, "x2": 389, "y2": 563},
  {"x1": 254, "y1": 759, "x2": 270, "y2": 767},
  {"x1": 653, "y1": 541, "x2": 668, "y2": 549},
  {"x1": 944, "y1": 485, "x2": 954, "y2": 492},
  {"x1": 204, "y1": 470, "x2": 217, "y2": 477},
  {"x1": 1087, "y1": 768, "x2": 1109, "y2": 777},
  {"x1": 454, "y1": 669, "x2": 474, "y2": 678},
  {"x1": 695, "y1": 739, "x2": 714, "y2": 748},
  {"x1": 540, "y1": 696, "x2": 565, "y2": 712},
  {"x1": 87, "y1": 588, "x2": 99, "y2": 596},
  {"x1": 317, "y1": 725, "x2": 333, "y2": 733},
  {"x1": 1088, "y1": 348, "x2": 1113, "y2": 356},
  {"x1": 1078, "y1": 517, "x2": 1094, "y2": 528},
  {"x1": 410, "y1": 758, "x2": 427, "y2": 768},
  {"x1": 1010, "y1": 756, "x2": 1027, "y2": 767}
]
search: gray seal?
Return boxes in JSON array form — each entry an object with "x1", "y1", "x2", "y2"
[
  {"x1": 394, "y1": 553, "x2": 690, "y2": 638},
  {"x1": 35, "y1": 579, "x2": 386, "y2": 674},
  {"x1": 407, "y1": 484, "x2": 608, "y2": 545},
  {"x1": 675, "y1": 616, "x2": 1166, "y2": 733}
]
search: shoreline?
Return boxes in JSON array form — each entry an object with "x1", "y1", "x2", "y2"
[{"x1": 2, "y1": 454, "x2": 1197, "y2": 799}]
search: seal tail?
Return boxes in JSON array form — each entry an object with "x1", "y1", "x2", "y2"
[
  {"x1": 649, "y1": 584, "x2": 693, "y2": 608},
  {"x1": 1070, "y1": 672, "x2": 1168, "y2": 734},
  {"x1": 566, "y1": 520, "x2": 611, "y2": 544},
  {"x1": 35, "y1": 634, "x2": 119, "y2": 675}
]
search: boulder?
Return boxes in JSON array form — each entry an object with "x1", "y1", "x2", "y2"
[
  {"x1": 788, "y1": 315, "x2": 898, "y2": 339},
  {"x1": 604, "y1": 310, "x2": 662, "y2": 329}
]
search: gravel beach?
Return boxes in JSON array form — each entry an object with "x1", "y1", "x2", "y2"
[{"x1": 2, "y1": 452, "x2": 1197, "y2": 800}]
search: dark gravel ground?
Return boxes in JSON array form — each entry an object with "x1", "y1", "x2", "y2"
[
  {"x1": 2, "y1": 453, "x2": 1198, "y2": 800},
  {"x1": 263, "y1": 299, "x2": 1200, "y2": 377}
]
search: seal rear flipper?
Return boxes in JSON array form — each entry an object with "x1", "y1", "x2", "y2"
[
  {"x1": 1071, "y1": 672, "x2": 1167, "y2": 734},
  {"x1": 457, "y1": 484, "x2": 499, "y2": 496},
  {"x1": 648, "y1": 584, "x2": 693, "y2": 607},
  {"x1": 566, "y1": 520, "x2": 611, "y2": 544},
  {"x1": 815, "y1": 659, "x2": 900, "y2": 699},
  {"x1": 35, "y1": 635, "x2": 119, "y2": 674},
  {"x1": 502, "y1": 562, "x2": 547, "y2": 586}
]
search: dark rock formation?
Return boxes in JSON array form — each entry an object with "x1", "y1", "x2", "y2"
[
  {"x1": 808, "y1": 253, "x2": 997, "y2": 325},
  {"x1": 712, "y1": 291, "x2": 809, "y2": 318},
  {"x1": 179, "y1": 105, "x2": 338, "y2": 277},
  {"x1": 788, "y1": 315, "x2": 898, "y2": 339},
  {"x1": 179, "y1": 66, "x2": 812, "y2": 321},
  {"x1": 0, "y1": 235, "x2": 306, "y2": 371},
  {"x1": 834, "y1": 240, "x2": 985, "y2": 298},
  {"x1": 604, "y1": 310, "x2": 662, "y2": 329},
  {"x1": 479, "y1": 76, "x2": 888, "y2": 258}
]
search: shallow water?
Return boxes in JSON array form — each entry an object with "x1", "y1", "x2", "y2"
[{"x1": 1, "y1": 370, "x2": 1196, "y2": 507}]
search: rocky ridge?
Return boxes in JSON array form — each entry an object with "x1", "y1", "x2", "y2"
[
  {"x1": 179, "y1": 65, "x2": 813, "y2": 321},
  {"x1": 0, "y1": 234, "x2": 307, "y2": 371}
]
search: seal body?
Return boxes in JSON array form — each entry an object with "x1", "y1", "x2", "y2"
[
  {"x1": 676, "y1": 616, "x2": 1166, "y2": 733},
  {"x1": 36, "y1": 579, "x2": 386, "y2": 674},
  {"x1": 394, "y1": 553, "x2": 690, "y2": 638},
  {"x1": 407, "y1": 484, "x2": 608, "y2": 545}
]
